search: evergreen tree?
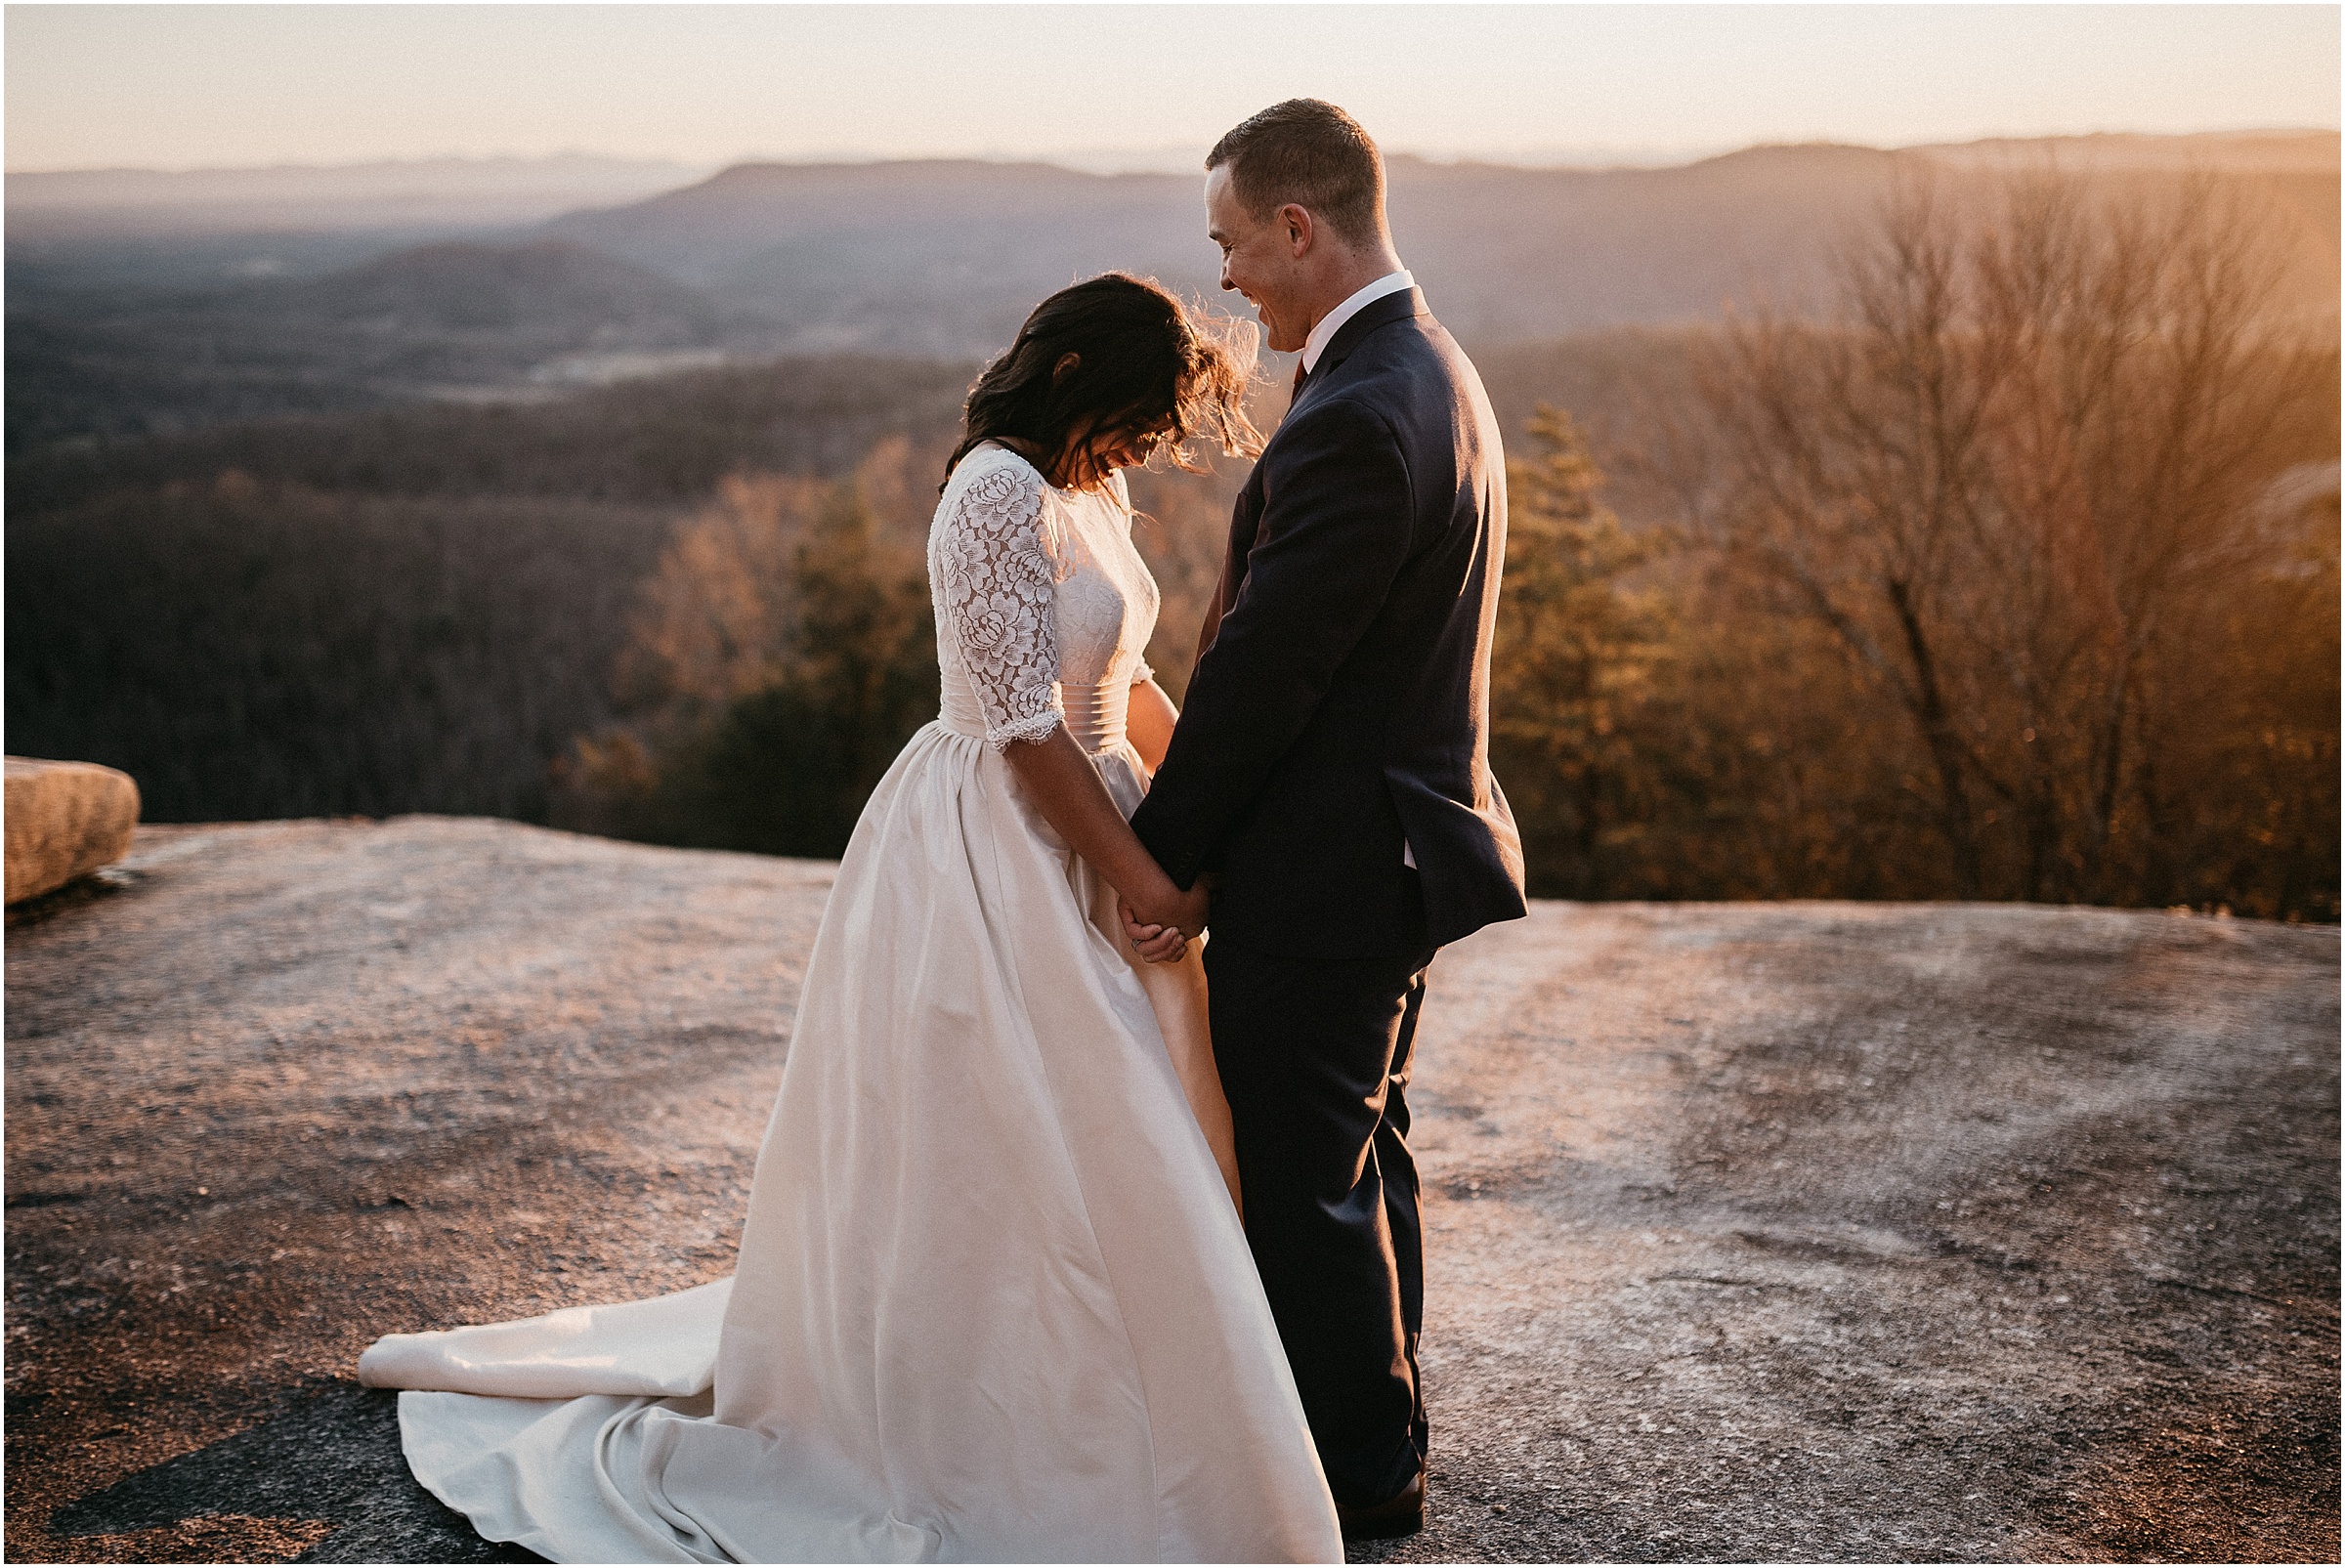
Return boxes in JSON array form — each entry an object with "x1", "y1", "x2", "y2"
[{"x1": 1489, "y1": 405, "x2": 1677, "y2": 898}]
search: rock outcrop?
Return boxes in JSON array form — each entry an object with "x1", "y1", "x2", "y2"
[
  {"x1": 4, "y1": 756, "x2": 139, "y2": 905},
  {"x1": 3, "y1": 817, "x2": 2336, "y2": 1563}
]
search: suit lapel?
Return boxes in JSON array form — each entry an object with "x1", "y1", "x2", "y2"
[
  {"x1": 1191, "y1": 288, "x2": 1430, "y2": 668},
  {"x1": 1297, "y1": 286, "x2": 1426, "y2": 402},
  {"x1": 1196, "y1": 463, "x2": 1264, "y2": 662}
]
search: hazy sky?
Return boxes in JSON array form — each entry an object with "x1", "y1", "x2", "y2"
[{"x1": 6, "y1": 3, "x2": 2338, "y2": 173}]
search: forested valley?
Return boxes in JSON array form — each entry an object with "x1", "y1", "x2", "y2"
[{"x1": 8, "y1": 169, "x2": 2336, "y2": 919}]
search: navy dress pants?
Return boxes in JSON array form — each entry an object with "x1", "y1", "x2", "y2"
[{"x1": 1203, "y1": 936, "x2": 1437, "y2": 1508}]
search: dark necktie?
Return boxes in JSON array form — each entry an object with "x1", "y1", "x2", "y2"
[{"x1": 1292, "y1": 359, "x2": 1308, "y2": 400}]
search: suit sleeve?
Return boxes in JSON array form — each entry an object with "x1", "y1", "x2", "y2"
[{"x1": 1130, "y1": 397, "x2": 1412, "y2": 887}]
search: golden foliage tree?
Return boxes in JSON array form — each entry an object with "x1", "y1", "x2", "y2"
[
  {"x1": 1680, "y1": 172, "x2": 2338, "y2": 912},
  {"x1": 554, "y1": 438, "x2": 939, "y2": 853}
]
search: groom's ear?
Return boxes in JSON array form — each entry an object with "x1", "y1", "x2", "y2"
[
  {"x1": 1279, "y1": 203, "x2": 1314, "y2": 256},
  {"x1": 1053, "y1": 352, "x2": 1082, "y2": 383}
]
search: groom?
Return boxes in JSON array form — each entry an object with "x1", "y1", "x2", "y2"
[{"x1": 1125, "y1": 100, "x2": 1527, "y2": 1539}]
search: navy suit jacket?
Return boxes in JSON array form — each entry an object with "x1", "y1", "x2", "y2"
[{"x1": 1130, "y1": 288, "x2": 1527, "y2": 958}]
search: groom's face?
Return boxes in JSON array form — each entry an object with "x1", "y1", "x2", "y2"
[{"x1": 1206, "y1": 165, "x2": 1307, "y2": 355}]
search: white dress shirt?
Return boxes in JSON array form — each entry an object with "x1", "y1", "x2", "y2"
[
  {"x1": 1300, "y1": 270, "x2": 1416, "y2": 374},
  {"x1": 1297, "y1": 267, "x2": 1421, "y2": 869}
]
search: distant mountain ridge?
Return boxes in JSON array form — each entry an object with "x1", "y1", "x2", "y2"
[
  {"x1": 280, "y1": 238, "x2": 716, "y2": 341},
  {"x1": 1907, "y1": 128, "x2": 2338, "y2": 173},
  {"x1": 12, "y1": 130, "x2": 2329, "y2": 244},
  {"x1": 7, "y1": 133, "x2": 2333, "y2": 449},
  {"x1": 6, "y1": 153, "x2": 722, "y2": 236},
  {"x1": 4, "y1": 237, "x2": 739, "y2": 450},
  {"x1": 542, "y1": 136, "x2": 2338, "y2": 353}
]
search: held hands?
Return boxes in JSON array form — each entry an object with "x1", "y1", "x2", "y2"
[{"x1": 1118, "y1": 878, "x2": 1212, "y2": 964}]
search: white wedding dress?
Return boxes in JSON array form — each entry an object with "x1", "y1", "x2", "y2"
[{"x1": 358, "y1": 444, "x2": 1343, "y2": 1563}]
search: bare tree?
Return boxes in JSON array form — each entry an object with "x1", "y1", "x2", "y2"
[{"x1": 1684, "y1": 169, "x2": 2334, "y2": 904}]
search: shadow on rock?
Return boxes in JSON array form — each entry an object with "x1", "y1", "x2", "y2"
[{"x1": 48, "y1": 1380, "x2": 539, "y2": 1564}]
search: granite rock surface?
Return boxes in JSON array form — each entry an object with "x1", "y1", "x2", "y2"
[{"x1": 5, "y1": 817, "x2": 2336, "y2": 1562}]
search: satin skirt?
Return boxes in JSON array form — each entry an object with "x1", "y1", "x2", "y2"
[{"x1": 357, "y1": 721, "x2": 1341, "y2": 1562}]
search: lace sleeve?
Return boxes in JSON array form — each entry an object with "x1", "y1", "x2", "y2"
[{"x1": 936, "y1": 460, "x2": 1064, "y2": 750}]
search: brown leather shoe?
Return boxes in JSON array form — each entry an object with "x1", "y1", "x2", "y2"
[{"x1": 1336, "y1": 1466, "x2": 1426, "y2": 1541}]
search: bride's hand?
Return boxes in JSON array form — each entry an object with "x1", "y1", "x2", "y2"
[
  {"x1": 1120, "y1": 904, "x2": 1188, "y2": 964},
  {"x1": 1119, "y1": 880, "x2": 1210, "y2": 962}
]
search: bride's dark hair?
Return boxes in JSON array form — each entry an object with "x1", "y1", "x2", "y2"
[{"x1": 945, "y1": 273, "x2": 1262, "y2": 491}]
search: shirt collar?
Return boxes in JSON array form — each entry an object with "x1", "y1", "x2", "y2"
[{"x1": 1300, "y1": 270, "x2": 1416, "y2": 375}]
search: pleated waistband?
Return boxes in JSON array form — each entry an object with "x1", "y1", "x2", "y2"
[{"x1": 939, "y1": 674, "x2": 1129, "y2": 753}]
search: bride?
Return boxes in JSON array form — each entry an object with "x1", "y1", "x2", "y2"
[{"x1": 358, "y1": 274, "x2": 1345, "y2": 1563}]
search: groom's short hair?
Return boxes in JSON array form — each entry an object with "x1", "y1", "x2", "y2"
[{"x1": 1207, "y1": 99, "x2": 1386, "y2": 249}]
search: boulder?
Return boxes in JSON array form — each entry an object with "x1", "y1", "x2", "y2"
[{"x1": 5, "y1": 757, "x2": 140, "y2": 905}]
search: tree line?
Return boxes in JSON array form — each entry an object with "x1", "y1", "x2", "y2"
[
  {"x1": 1493, "y1": 174, "x2": 2337, "y2": 916},
  {"x1": 8, "y1": 174, "x2": 2333, "y2": 917}
]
